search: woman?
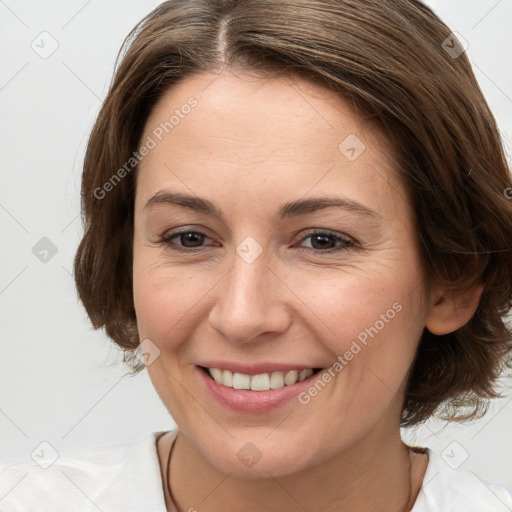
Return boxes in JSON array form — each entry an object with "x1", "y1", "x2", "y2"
[{"x1": 1, "y1": 0, "x2": 511, "y2": 510}]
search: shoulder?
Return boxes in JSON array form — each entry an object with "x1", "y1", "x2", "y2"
[
  {"x1": 0, "y1": 431, "x2": 174, "y2": 512},
  {"x1": 412, "y1": 447, "x2": 512, "y2": 512}
]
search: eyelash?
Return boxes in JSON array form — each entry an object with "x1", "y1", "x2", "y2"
[{"x1": 159, "y1": 229, "x2": 355, "y2": 254}]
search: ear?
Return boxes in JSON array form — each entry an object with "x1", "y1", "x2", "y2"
[{"x1": 425, "y1": 282, "x2": 485, "y2": 336}]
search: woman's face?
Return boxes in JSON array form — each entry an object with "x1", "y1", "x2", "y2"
[{"x1": 133, "y1": 70, "x2": 432, "y2": 477}]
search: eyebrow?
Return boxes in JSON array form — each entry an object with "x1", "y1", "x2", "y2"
[{"x1": 144, "y1": 191, "x2": 382, "y2": 222}]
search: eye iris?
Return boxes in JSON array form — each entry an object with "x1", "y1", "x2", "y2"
[
  {"x1": 311, "y1": 234, "x2": 336, "y2": 250},
  {"x1": 180, "y1": 232, "x2": 204, "y2": 247}
]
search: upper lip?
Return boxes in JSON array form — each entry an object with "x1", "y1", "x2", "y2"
[{"x1": 198, "y1": 361, "x2": 322, "y2": 375}]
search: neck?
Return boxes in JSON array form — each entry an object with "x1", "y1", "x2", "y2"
[{"x1": 161, "y1": 427, "x2": 427, "y2": 512}]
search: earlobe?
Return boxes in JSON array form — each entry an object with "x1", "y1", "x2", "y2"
[{"x1": 425, "y1": 283, "x2": 485, "y2": 336}]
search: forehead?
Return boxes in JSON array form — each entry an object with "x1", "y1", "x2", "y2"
[
  {"x1": 142, "y1": 70, "x2": 379, "y2": 156},
  {"x1": 135, "y1": 70, "x2": 405, "y2": 221}
]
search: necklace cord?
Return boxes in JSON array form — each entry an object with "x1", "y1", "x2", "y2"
[
  {"x1": 164, "y1": 436, "x2": 415, "y2": 512},
  {"x1": 166, "y1": 435, "x2": 180, "y2": 512}
]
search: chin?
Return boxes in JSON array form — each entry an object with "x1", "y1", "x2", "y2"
[
  {"x1": 194, "y1": 432, "x2": 318, "y2": 479},
  {"x1": 215, "y1": 451, "x2": 311, "y2": 479}
]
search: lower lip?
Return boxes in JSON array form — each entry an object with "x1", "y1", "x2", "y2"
[{"x1": 198, "y1": 367, "x2": 321, "y2": 413}]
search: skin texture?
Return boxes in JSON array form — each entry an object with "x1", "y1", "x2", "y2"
[{"x1": 132, "y1": 70, "x2": 482, "y2": 511}]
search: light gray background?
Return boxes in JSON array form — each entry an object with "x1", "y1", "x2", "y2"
[{"x1": 1, "y1": 0, "x2": 511, "y2": 491}]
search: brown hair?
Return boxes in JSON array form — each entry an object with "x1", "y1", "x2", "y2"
[{"x1": 74, "y1": 0, "x2": 512, "y2": 427}]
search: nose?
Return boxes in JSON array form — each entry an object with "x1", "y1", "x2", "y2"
[{"x1": 207, "y1": 248, "x2": 292, "y2": 345}]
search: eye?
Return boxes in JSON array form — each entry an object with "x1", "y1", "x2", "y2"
[
  {"x1": 160, "y1": 229, "x2": 213, "y2": 252},
  {"x1": 297, "y1": 230, "x2": 354, "y2": 253},
  {"x1": 159, "y1": 228, "x2": 355, "y2": 254}
]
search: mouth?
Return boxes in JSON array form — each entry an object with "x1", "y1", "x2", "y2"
[
  {"x1": 199, "y1": 366, "x2": 323, "y2": 391},
  {"x1": 196, "y1": 362, "x2": 328, "y2": 412}
]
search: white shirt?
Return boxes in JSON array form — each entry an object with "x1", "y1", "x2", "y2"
[{"x1": 1, "y1": 431, "x2": 511, "y2": 511}]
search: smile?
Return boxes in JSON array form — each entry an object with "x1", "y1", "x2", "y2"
[{"x1": 205, "y1": 367, "x2": 321, "y2": 391}]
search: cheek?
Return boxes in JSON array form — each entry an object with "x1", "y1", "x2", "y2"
[
  {"x1": 286, "y1": 257, "x2": 427, "y2": 401},
  {"x1": 132, "y1": 251, "x2": 222, "y2": 346},
  {"x1": 283, "y1": 256, "x2": 425, "y2": 350}
]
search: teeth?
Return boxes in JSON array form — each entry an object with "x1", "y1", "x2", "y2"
[
  {"x1": 284, "y1": 370, "x2": 299, "y2": 385},
  {"x1": 250, "y1": 373, "x2": 270, "y2": 391},
  {"x1": 207, "y1": 367, "x2": 315, "y2": 391},
  {"x1": 210, "y1": 368, "x2": 223, "y2": 383},
  {"x1": 270, "y1": 371, "x2": 285, "y2": 389},
  {"x1": 222, "y1": 369, "x2": 233, "y2": 387},
  {"x1": 299, "y1": 369, "x2": 313, "y2": 381},
  {"x1": 233, "y1": 372, "x2": 251, "y2": 390}
]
